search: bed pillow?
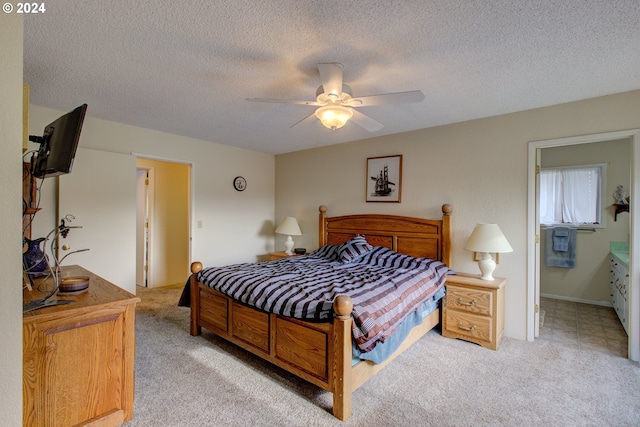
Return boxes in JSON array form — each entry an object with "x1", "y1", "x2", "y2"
[
  {"x1": 309, "y1": 244, "x2": 340, "y2": 260},
  {"x1": 338, "y1": 235, "x2": 373, "y2": 263}
]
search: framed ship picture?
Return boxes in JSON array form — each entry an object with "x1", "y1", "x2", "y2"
[{"x1": 366, "y1": 155, "x2": 402, "y2": 202}]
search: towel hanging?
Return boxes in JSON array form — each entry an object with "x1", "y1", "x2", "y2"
[
  {"x1": 545, "y1": 227, "x2": 577, "y2": 268},
  {"x1": 552, "y1": 227, "x2": 570, "y2": 252}
]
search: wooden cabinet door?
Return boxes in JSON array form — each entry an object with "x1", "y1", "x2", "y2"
[{"x1": 23, "y1": 304, "x2": 134, "y2": 427}]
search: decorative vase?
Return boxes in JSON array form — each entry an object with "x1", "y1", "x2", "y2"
[{"x1": 23, "y1": 237, "x2": 49, "y2": 277}]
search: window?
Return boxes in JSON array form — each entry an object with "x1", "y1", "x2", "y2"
[{"x1": 539, "y1": 164, "x2": 604, "y2": 226}]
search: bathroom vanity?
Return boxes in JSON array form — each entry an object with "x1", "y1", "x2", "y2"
[{"x1": 609, "y1": 242, "x2": 629, "y2": 334}]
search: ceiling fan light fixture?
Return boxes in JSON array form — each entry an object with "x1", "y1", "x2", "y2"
[{"x1": 315, "y1": 105, "x2": 353, "y2": 130}]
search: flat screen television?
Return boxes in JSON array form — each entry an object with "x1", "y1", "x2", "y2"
[{"x1": 31, "y1": 104, "x2": 87, "y2": 179}]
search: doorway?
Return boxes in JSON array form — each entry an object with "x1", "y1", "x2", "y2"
[
  {"x1": 527, "y1": 129, "x2": 640, "y2": 362},
  {"x1": 136, "y1": 157, "x2": 191, "y2": 288},
  {"x1": 538, "y1": 140, "x2": 630, "y2": 356}
]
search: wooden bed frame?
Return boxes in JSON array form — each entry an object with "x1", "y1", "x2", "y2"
[{"x1": 188, "y1": 204, "x2": 452, "y2": 420}]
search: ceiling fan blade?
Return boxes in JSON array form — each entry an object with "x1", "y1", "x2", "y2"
[
  {"x1": 318, "y1": 63, "x2": 344, "y2": 97},
  {"x1": 350, "y1": 109, "x2": 384, "y2": 132},
  {"x1": 246, "y1": 97, "x2": 323, "y2": 106},
  {"x1": 347, "y1": 90, "x2": 425, "y2": 107},
  {"x1": 289, "y1": 112, "x2": 317, "y2": 128}
]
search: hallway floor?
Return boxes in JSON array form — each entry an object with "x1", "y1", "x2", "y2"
[{"x1": 538, "y1": 297, "x2": 628, "y2": 358}]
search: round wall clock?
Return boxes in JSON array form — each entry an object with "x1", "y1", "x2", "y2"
[{"x1": 233, "y1": 176, "x2": 247, "y2": 191}]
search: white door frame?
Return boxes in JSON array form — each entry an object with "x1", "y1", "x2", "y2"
[
  {"x1": 527, "y1": 129, "x2": 640, "y2": 361},
  {"x1": 135, "y1": 166, "x2": 155, "y2": 288},
  {"x1": 135, "y1": 168, "x2": 150, "y2": 287}
]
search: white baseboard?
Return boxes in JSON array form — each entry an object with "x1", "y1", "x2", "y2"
[{"x1": 540, "y1": 293, "x2": 613, "y2": 307}]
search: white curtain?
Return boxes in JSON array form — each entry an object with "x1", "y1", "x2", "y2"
[
  {"x1": 540, "y1": 169, "x2": 563, "y2": 225},
  {"x1": 540, "y1": 166, "x2": 601, "y2": 225}
]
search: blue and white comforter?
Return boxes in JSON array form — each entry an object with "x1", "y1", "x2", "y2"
[{"x1": 198, "y1": 244, "x2": 449, "y2": 353}]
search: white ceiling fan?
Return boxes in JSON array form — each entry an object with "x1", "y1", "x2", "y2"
[{"x1": 246, "y1": 62, "x2": 425, "y2": 131}]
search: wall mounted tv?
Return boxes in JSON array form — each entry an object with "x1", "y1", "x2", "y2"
[{"x1": 30, "y1": 104, "x2": 87, "y2": 179}]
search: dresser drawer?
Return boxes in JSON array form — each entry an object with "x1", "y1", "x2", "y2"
[
  {"x1": 445, "y1": 285, "x2": 493, "y2": 316},
  {"x1": 444, "y1": 309, "x2": 493, "y2": 343}
]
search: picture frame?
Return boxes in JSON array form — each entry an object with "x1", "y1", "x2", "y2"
[{"x1": 366, "y1": 155, "x2": 402, "y2": 202}]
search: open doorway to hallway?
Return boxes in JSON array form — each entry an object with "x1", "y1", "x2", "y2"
[{"x1": 136, "y1": 158, "x2": 191, "y2": 288}]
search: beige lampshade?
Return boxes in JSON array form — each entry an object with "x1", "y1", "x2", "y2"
[
  {"x1": 464, "y1": 223, "x2": 513, "y2": 253},
  {"x1": 275, "y1": 217, "x2": 302, "y2": 236}
]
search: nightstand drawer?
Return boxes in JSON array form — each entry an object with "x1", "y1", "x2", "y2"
[
  {"x1": 444, "y1": 310, "x2": 493, "y2": 343},
  {"x1": 445, "y1": 285, "x2": 493, "y2": 316}
]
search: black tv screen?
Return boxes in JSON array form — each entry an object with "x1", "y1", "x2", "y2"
[{"x1": 31, "y1": 104, "x2": 87, "y2": 179}]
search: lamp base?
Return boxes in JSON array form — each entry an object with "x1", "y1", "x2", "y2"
[
  {"x1": 284, "y1": 236, "x2": 295, "y2": 255},
  {"x1": 476, "y1": 253, "x2": 496, "y2": 281}
]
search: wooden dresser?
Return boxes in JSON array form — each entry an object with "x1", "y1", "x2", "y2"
[
  {"x1": 23, "y1": 265, "x2": 140, "y2": 427},
  {"x1": 442, "y1": 273, "x2": 506, "y2": 350}
]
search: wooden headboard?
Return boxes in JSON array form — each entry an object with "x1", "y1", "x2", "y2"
[{"x1": 318, "y1": 204, "x2": 453, "y2": 266}]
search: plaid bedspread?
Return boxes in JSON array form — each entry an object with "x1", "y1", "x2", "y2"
[{"x1": 198, "y1": 245, "x2": 449, "y2": 353}]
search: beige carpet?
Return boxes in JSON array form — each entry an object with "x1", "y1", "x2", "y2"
[{"x1": 124, "y1": 284, "x2": 640, "y2": 427}]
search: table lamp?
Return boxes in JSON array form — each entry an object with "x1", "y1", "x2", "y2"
[
  {"x1": 275, "y1": 217, "x2": 302, "y2": 255},
  {"x1": 464, "y1": 223, "x2": 513, "y2": 281}
]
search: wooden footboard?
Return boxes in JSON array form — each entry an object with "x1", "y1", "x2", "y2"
[{"x1": 189, "y1": 261, "x2": 354, "y2": 420}]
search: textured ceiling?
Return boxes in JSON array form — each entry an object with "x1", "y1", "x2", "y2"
[{"x1": 24, "y1": 1, "x2": 640, "y2": 155}]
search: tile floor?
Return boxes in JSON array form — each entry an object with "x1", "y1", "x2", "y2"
[{"x1": 538, "y1": 297, "x2": 628, "y2": 358}]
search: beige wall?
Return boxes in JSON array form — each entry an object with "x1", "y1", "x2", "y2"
[
  {"x1": 0, "y1": 13, "x2": 24, "y2": 426},
  {"x1": 28, "y1": 105, "x2": 276, "y2": 270},
  {"x1": 137, "y1": 158, "x2": 190, "y2": 287},
  {"x1": 275, "y1": 89, "x2": 640, "y2": 340},
  {"x1": 540, "y1": 139, "x2": 630, "y2": 303}
]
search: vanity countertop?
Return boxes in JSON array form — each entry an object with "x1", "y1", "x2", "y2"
[{"x1": 610, "y1": 241, "x2": 629, "y2": 269}]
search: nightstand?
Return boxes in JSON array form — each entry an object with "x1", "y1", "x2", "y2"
[
  {"x1": 442, "y1": 273, "x2": 506, "y2": 350},
  {"x1": 268, "y1": 251, "x2": 302, "y2": 261}
]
